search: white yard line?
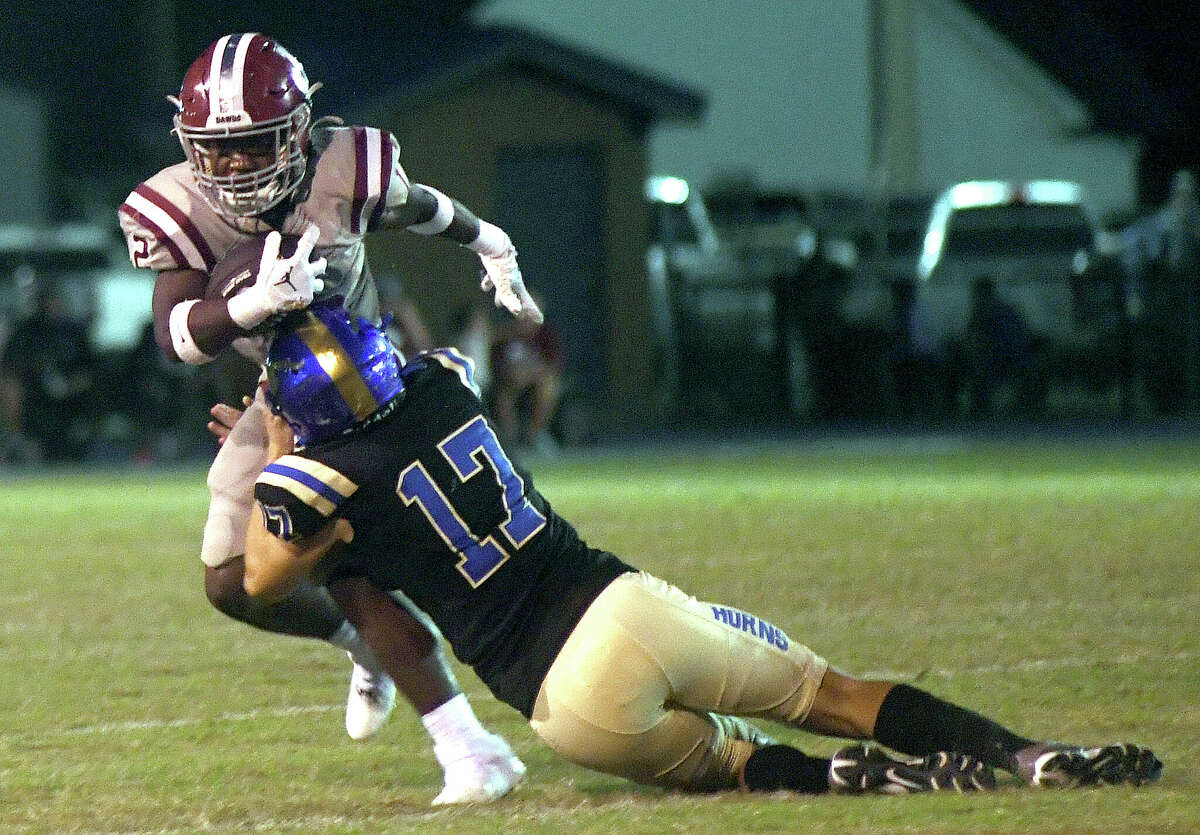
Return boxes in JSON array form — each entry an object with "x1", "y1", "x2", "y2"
[
  {"x1": 60, "y1": 703, "x2": 337, "y2": 736},
  {"x1": 49, "y1": 649, "x2": 1195, "y2": 739},
  {"x1": 858, "y1": 649, "x2": 1196, "y2": 681}
]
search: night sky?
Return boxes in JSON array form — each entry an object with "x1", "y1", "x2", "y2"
[{"x1": 0, "y1": 0, "x2": 478, "y2": 219}]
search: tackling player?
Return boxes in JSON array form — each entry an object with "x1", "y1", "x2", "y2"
[
  {"x1": 241, "y1": 299, "x2": 1162, "y2": 796},
  {"x1": 117, "y1": 33, "x2": 536, "y2": 804}
]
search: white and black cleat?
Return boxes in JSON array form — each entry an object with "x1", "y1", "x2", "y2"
[
  {"x1": 1016, "y1": 743, "x2": 1162, "y2": 788},
  {"x1": 344, "y1": 661, "x2": 396, "y2": 741},
  {"x1": 829, "y1": 743, "x2": 996, "y2": 794}
]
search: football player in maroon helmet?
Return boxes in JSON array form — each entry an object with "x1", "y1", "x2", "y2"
[
  {"x1": 172, "y1": 34, "x2": 314, "y2": 221},
  {"x1": 118, "y1": 32, "x2": 539, "y2": 804}
]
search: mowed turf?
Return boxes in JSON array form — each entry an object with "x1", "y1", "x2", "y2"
[{"x1": 1, "y1": 436, "x2": 1197, "y2": 833}]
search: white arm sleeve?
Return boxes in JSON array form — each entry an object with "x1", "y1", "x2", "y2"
[
  {"x1": 168, "y1": 299, "x2": 216, "y2": 365},
  {"x1": 465, "y1": 219, "x2": 511, "y2": 257},
  {"x1": 405, "y1": 186, "x2": 455, "y2": 235}
]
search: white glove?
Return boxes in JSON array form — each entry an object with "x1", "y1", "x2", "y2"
[
  {"x1": 227, "y1": 224, "x2": 327, "y2": 330},
  {"x1": 479, "y1": 245, "x2": 543, "y2": 324}
]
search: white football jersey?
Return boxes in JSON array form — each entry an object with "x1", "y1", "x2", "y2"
[{"x1": 118, "y1": 123, "x2": 410, "y2": 327}]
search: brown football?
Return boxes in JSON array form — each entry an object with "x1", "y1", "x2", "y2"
[{"x1": 205, "y1": 233, "x2": 302, "y2": 300}]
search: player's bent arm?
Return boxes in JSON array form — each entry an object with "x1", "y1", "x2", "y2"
[
  {"x1": 152, "y1": 268, "x2": 247, "y2": 363},
  {"x1": 381, "y1": 182, "x2": 541, "y2": 321},
  {"x1": 243, "y1": 503, "x2": 355, "y2": 603},
  {"x1": 379, "y1": 183, "x2": 510, "y2": 256}
]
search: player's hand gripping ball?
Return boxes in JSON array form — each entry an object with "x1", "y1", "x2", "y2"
[
  {"x1": 206, "y1": 233, "x2": 301, "y2": 302},
  {"x1": 208, "y1": 225, "x2": 327, "y2": 331}
]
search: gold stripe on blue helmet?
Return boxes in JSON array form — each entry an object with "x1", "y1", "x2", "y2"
[{"x1": 295, "y1": 311, "x2": 380, "y2": 421}]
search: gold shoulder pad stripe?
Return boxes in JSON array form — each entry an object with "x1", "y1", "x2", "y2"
[{"x1": 259, "y1": 454, "x2": 358, "y2": 517}]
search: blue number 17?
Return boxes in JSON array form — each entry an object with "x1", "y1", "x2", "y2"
[{"x1": 396, "y1": 415, "x2": 547, "y2": 587}]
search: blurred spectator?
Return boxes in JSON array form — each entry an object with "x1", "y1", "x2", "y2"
[
  {"x1": 889, "y1": 279, "x2": 950, "y2": 421},
  {"x1": 120, "y1": 320, "x2": 193, "y2": 464},
  {"x1": 451, "y1": 302, "x2": 495, "y2": 397},
  {"x1": 1162, "y1": 170, "x2": 1200, "y2": 413},
  {"x1": 0, "y1": 282, "x2": 96, "y2": 463},
  {"x1": 376, "y1": 270, "x2": 434, "y2": 357},
  {"x1": 958, "y1": 275, "x2": 1042, "y2": 418},
  {"x1": 1162, "y1": 170, "x2": 1200, "y2": 278},
  {"x1": 1129, "y1": 169, "x2": 1200, "y2": 414},
  {"x1": 490, "y1": 292, "x2": 563, "y2": 454}
]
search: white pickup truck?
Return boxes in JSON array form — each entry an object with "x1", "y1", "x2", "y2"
[
  {"x1": 643, "y1": 176, "x2": 820, "y2": 419},
  {"x1": 908, "y1": 179, "x2": 1129, "y2": 409}
]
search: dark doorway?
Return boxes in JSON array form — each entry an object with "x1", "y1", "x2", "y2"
[{"x1": 494, "y1": 145, "x2": 608, "y2": 395}]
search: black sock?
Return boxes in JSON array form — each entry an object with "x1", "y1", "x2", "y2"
[
  {"x1": 742, "y1": 745, "x2": 832, "y2": 793},
  {"x1": 872, "y1": 683, "x2": 1035, "y2": 771}
]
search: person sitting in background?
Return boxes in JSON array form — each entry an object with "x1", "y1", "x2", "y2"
[
  {"x1": 0, "y1": 282, "x2": 96, "y2": 463},
  {"x1": 490, "y1": 291, "x2": 563, "y2": 454},
  {"x1": 451, "y1": 302, "x2": 496, "y2": 398}
]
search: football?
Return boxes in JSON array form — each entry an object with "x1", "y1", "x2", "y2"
[{"x1": 205, "y1": 233, "x2": 302, "y2": 301}]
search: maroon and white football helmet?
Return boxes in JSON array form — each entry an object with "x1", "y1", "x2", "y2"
[{"x1": 172, "y1": 33, "x2": 315, "y2": 219}]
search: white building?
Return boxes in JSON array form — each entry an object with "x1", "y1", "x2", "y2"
[{"x1": 476, "y1": 0, "x2": 1139, "y2": 217}]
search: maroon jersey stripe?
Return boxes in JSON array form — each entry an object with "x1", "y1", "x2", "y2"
[
  {"x1": 133, "y1": 183, "x2": 219, "y2": 270},
  {"x1": 367, "y1": 131, "x2": 394, "y2": 231},
  {"x1": 118, "y1": 202, "x2": 189, "y2": 269},
  {"x1": 350, "y1": 126, "x2": 369, "y2": 234}
]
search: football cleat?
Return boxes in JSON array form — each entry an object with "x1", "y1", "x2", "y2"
[
  {"x1": 829, "y1": 743, "x2": 996, "y2": 794},
  {"x1": 432, "y1": 733, "x2": 527, "y2": 805},
  {"x1": 345, "y1": 661, "x2": 396, "y2": 741},
  {"x1": 1015, "y1": 743, "x2": 1162, "y2": 788}
]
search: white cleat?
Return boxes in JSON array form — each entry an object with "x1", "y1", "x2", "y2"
[
  {"x1": 432, "y1": 733, "x2": 527, "y2": 805},
  {"x1": 344, "y1": 661, "x2": 396, "y2": 741}
]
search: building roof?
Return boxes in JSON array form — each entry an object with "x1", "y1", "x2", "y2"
[
  {"x1": 959, "y1": 0, "x2": 1198, "y2": 141},
  {"x1": 347, "y1": 25, "x2": 707, "y2": 131}
]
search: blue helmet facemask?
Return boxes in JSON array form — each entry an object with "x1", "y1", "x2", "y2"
[{"x1": 265, "y1": 297, "x2": 405, "y2": 446}]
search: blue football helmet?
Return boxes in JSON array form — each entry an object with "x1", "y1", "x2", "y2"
[{"x1": 265, "y1": 298, "x2": 404, "y2": 445}]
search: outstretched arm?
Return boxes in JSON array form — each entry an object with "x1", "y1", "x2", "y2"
[
  {"x1": 381, "y1": 183, "x2": 543, "y2": 323},
  {"x1": 378, "y1": 182, "x2": 484, "y2": 245},
  {"x1": 243, "y1": 502, "x2": 354, "y2": 602}
]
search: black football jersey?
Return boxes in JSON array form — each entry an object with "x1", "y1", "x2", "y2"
[{"x1": 254, "y1": 350, "x2": 632, "y2": 717}]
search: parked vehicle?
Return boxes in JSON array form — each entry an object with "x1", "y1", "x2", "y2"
[
  {"x1": 837, "y1": 192, "x2": 936, "y2": 327},
  {"x1": 909, "y1": 179, "x2": 1131, "y2": 413},
  {"x1": 644, "y1": 176, "x2": 821, "y2": 420},
  {"x1": 0, "y1": 223, "x2": 153, "y2": 354},
  {"x1": 749, "y1": 191, "x2": 936, "y2": 422}
]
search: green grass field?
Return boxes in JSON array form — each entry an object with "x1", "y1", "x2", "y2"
[{"x1": 1, "y1": 436, "x2": 1197, "y2": 833}]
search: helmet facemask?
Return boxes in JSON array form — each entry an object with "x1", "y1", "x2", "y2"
[
  {"x1": 175, "y1": 102, "x2": 311, "y2": 220},
  {"x1": 172, "y1": 33, "x2": 317, "y2": 223}
]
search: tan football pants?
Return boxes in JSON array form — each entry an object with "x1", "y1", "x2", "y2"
[{"x1": 531, "y1": 570, "x2": 828, "y2": 791}]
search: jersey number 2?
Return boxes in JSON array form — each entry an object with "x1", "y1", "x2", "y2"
[{"x1": 396, "y1": 415, "x2": 546, "y2": 587}]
